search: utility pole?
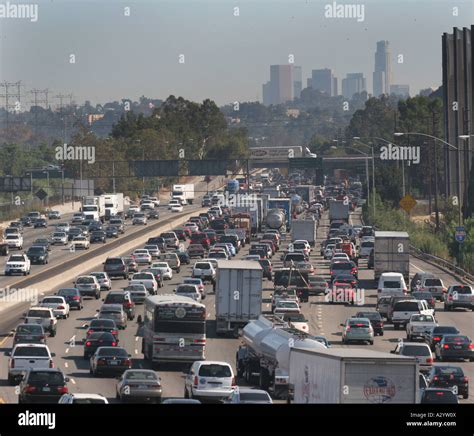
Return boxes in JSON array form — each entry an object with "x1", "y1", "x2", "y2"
[
  {"x1": 0, "y1": 81, "x2": 22, "y2": 128},
  {"x1": 432, "y1": 111, "x2": 440, "y2": 231},
  {"x1": 30, "y1": 89, "x2": 49, "y2": 138}
]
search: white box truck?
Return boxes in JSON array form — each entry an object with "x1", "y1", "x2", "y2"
[
  {"x1": 215, "y1": 260, "x2": 263, "y2": 336},
  {"x1": 103, "y1": 193, "x2": 124, "y2": 220},
  {"x1": 172, "y1": 184, "x2": 194, "y2": 205},
  {"x1": 289, "y1": 347, "x2": 418, "y2": 404},
  {"x1": 291, "y1": 220, "x2": 317, "y2": 247},
  {"x1": 329, "y1": 200, "x2": 350, "y2": 221},
  {"x1": 374, "y1": 231, "x2": 410, "y2": 283}
]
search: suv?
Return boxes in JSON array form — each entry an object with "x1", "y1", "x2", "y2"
[
  {"x1": 103, "y1": 257, "x2": 129, "y2": 279},
  {"x1": 160, "y1": 232, "x2": 179, "y2": 248},
  {"x1": 192, "y1": 261, "x2": 216, "y2": 284},
  {"x1": 74, "y1": 276, "x2": 101, "y2": 299},
  {"x1": 109, "y1": 218, "x2": 125, "y2": 234},
  {"x1": 188, "y1": 244, "x2": 207, "y2": 258},
  {"x1": 391, "y1": 342, "x2": 433, "y2": 373},
  {"x1": 444, "y1": 284, "x2": 474, "y2": 311},
  {"x1": 103, "y1": 291, "x2": 136, "y2": 320},
  {"x1": 13, "y1": 324, "x2": 46, "y2": 346},
  {"x1": 18, "y1": 368, "x2": 69, "y2": 403},
  {"x1": 391, "y1": 299, "x2": 433, "y2": 330},
  {"x1": 98, "y1": 304, "x2": 127, "y2": 329},
  {"x1": 159, "y1": 253, "x2": 181, "y2": 272},
  {"x1": 5, "y1": 253, "x2": 31, "y2": 275},
  {"x1": 24, "y1": 307, "x2": 57, "y2": 337}
]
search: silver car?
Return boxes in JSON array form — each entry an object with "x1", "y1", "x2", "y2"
[
  {"x1": 97, "y1": 304, "x2": 127, "y2": 329},
  {"x1": 90, "y1": 272, "x2": 112, "y2": 291},
  {"x1": 132, "y1": 213, "x2": 147, "y2": 225},
  {"x1": 116, "y1": 369, "x2": 162, "y2": 403},
  {"x1": 444, "y1": 284, "x2": 474, "y2": 311},
  {"x1": 341, "y1": 317, "x2": 374, "y2": 345}
]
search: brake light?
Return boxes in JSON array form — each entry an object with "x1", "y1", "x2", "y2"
[
  {"x1": 231, "y1": 377, "x2": 236, "y2": 387},
  {"x1": 436, "y1": 392, "x2": 444, "y2": 396},
  {"x1": 434, "y1": 337, "x2": 441, "y2": 341},
  {"x1": 443, "y1": 344, "x2": 450, "y2": 349},
  {"x1": 10, "y1": 358, "x2": 14, "y2": 368},
  {"x1": 73, "y1": 296, "x2": 80, "y2": 301},
  {"x1": 111, "y1": 330, "x2": 118, "y2": 336},
  {"x1": 469, "y1": 344, "x2": 474, "y2": 349},
  {"x1": 57, "y1": 386, "x2": 68, "y2": 394},
  {"x1": 85, "y1": 341, "x2": 91, "y2": 347},
  {"x1": 193, "y1": 376, "x2": 199, "y2": 386},
  {"x1": 49, "y1": 359, "x2": 54, "y2": 368},
  {"x1": 57, "y1": 305, "x2": 65, "y2": 310},
  {"x1": 427, "y1": 358, "x2": 433, "y2": 363},
  {"x1": 433, "y1": 376, "x2": 438, "y2": 381},
  {"x1": 25, "y1": 385, "x2": 36, "y2": 393}
]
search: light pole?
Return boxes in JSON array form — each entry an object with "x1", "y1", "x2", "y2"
[
  {"x1": 394, "y1": 132, "x2": 462, "y2": 225},
  {"x1": 352, "y1": 138, "x2": 377, "y2": 219},
  {"x1": 43, "y1": 171, "x2": 50, "y2": 208}
]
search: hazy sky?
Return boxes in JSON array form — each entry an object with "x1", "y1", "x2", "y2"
[{"x1": 0, "y1": 0, "x2": 472, "y2": 107}]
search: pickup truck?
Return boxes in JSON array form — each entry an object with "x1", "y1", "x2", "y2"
[
  {"x1": 24, "y1": 307, "x2": 58, "y2": 337},
  {"x1": 391, "y1": 299, "x2": 434, "y2": 330},
  {"x1": 7, "y1": 343, "x2": 55, "y2": 385},
  {"x1": 4, "y1": 253, "x2": 31, "y2": 276},
  {"x1": 406, "y1": 314, "x2": 438, "y2": 340}
]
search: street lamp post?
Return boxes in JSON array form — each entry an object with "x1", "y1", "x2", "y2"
[
  {"x1": 43, "y1": 171, "x2": 50, "y2": 208},
  {"x1": 352, "y1": 138, "x2": 377, "y2": 220}
]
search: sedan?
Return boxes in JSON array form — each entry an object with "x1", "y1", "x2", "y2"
[
  {"x1": 33, "y1": 238, "x2": 51, "y2": 251},
  {"x1": 223, "y1": 388, "x2": 272, "y2": 404},
  {"x1": 151, "y1": 262, "x2": 173, "y2": 280},
  {"x1": 341, "y1": 318, "x2": 374, "y2": 345},
  {"x1": 72, "y1": 236, "x2": 90, "y2": 250},
  {"x1": 56, "y1": 288, "x2": 83, "y2": 310},
  {"x1": 132, "y1": 249, "x2": 152, "y2": 265},
  {"x1": 51, "y1": 232, "x2": 68, "y2": 245},
  {"x1": 426, "y1": 365, "x2": 469, "y2": 399},
  {"x1": 171, "y1": 204, "x2": 183, "y2": 212},
  {"x1": 39, "y1": 296, "x2": 70, "y2": 319},
  {"x1": 132, "y1": 213, "x2": 147, "y2": 225},
  {"x1": 84, "y1": 332, "x2": 118, "y2": 359},
  {"x1": 105, "y1": 226, "x2": 119, "y2": 238},
  {"x1": 90, "y1": 272, "x2": 112, "y2": 291},
  {"x1": 90, "y1": 230, "x2": 107, "y2": 243},
  {"x1": 34, "y1": 218, "x2": 48, "y2": 228},
  {"x1": 435, "y1": 335, "x2": 474, "y2": 362},
  {"x1": 13, "y1": 324, "x2": 46, "y2": 345},
  {"x1": 86, "y1": 319, "x2": 119, "y2": 340},
  {"x1": 90, "y1": 347, "x2": 132, "y2": 376},
  {"x1": 116, "y1": 369, "x2": 163, "y2": 403}
]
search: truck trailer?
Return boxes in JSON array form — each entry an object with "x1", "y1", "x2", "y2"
[
  {"x1": 328, "y1": 200, "x2": 350, "y2": 222},
  {"x1": 172, "y1": 184, "x2": 195, "y2": 205},
  {"x1": 374, "y1": 231, "x2": 410, "y2": 283},
  {"x1": 290, "y1": 219, "x2": 317, "y2": 247}
]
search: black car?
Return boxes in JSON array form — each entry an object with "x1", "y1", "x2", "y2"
[
  {"x1": 427, "y1": 326, "x2": 461, "y2": 351},
  {"x1": 9, "y1": 221, "x2": 23, "y2": 232},
  {"x1": 355, "y1": 311, "x2": 384, "y2": 336},
  {"x1": 84, "y1": 332, "x2": 118, "y2": 359},
  {"x1": 18, "y1": 369, "x2": 69, "y2": 404},
  {"x1": 258, "y1": 259, "x2": 272, "y2": 280},
  {"x1": 34, "y1": 218, "x2": 48, "y2": 228},
  {"x1": 147, "y1": 237, "x2": 167, "y2": 251},
  {"x1": 20, "y1": 216, "x2": 32, "y2": 227},
  {"x1": 26, "y1": 246, "x2": 49, "y2": 265},
  {"x1": 90, "y1": 230, "x2": 107, "y2": 243},
  {"x1": 103, "y1": 257, "x2": 129, "y2": 279},
  {"x1": 105, "y1": 226, "x2": 119, "y2": 238},
  {"x1": 56, "y1": 288, "x2": 83, "y2": 310},
  {"x1": 13, "y1": 324, "x2": 46, "y2": 345},
  {"x1": 86, "y1": 319, "x2": 119, "y2": 340},
  {"x1": 89, "y1": 222, "x2": 103, "y2": 232},
  {"x1": 427, "y1": 365, "x2": 469, "y2": 399},
  {"x1": 90, "y1": 347, "x2": 132, "y2": 376},
  {"x1": 33, "y1": 239, "x2": 51, "y2": 251},
  {"x1": 420, "y1": 388, "x2": 459, "y2": 404},
  {"x1": 435, "y1": 335, "x2": 474, "y2": 362},
  {"x1": 175, "y1": 250, "x2": 190, "y2": 265},
  {"x1": 147, "y1": 210, "x2": 160, "y2": 220},
  {"x1": 68, "y1": 227, "x2": 83, "y2": 241},
  {"x1": 109, "y1": 218, "x2": 125, "y2": 234}
]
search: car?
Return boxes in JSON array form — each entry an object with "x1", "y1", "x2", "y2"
[
  {"x1": 141, "y1": 268, "x2": 164, "y2": 289},
  {"x1": 331, "y1": 253, "x2": 350, "y2": 262},
  {"x1": 391, "y1": 342, "x2": 433, "y2": 372},
  {"x1": 175, "y1": 284, "x2": 202, "y2": 302},
  {"x1": 55, "y1": 222, "x2": 70, "y2": 233},
  {"x1": 326, "y1": 282, "x2": 356, "y2": 305},
  {"x1": 183, "y1": 222, "x2": 199, "y2": 233},
  {"x1": 20, "y1": 216, "x2": 32, "y2": 227},
  {"x1": 168, "y1": 199, "x2": 181, "y2": 210},
  {"x1": 103, "y1": 291, "x2": 136, "y2": 320},
  {"x1": 83, "y1": 332, "x2": 118, "y2": 359},
  {"x1": 191, "y1": 233, "x2": 211, "y2": 249},
  {"x1": 323, "y1": 244, "x2": 336, "y2": 259},
  {"x1": 123, "y1": 284, "x2": 149, "y2": 304},
  {"x1": 184, "y1": 361, "x2": 236, "y2": 402},
  {"x1": 279, "y1": 313, "x2": 309, "y2": 333},
  {"x1": 412, "y1": 291, "x2": 436, "y2": 311},
  {"x1": 90, "y1": 230, "x2": 107, "y2": 243},
  {"x1": 85, "y1": 319, "x2": 119, "y2": 340},
  {"x1": 121, "y1": 256, "x2": 138, "y2": 275},
  {"x1": 126, "y1": 205, "x2": 140, "y2": 218},
  {"x1": 90, "y1": 272, "x2": 112, "y2": 291},
  {"x1": 72, "y1": 213, "x2": 85, "y2": 225},
  {"x1": 273, "y1": 300, "x2": 301, "y2": 315},
  {"x1": 5, "y1": 234, "x2": 23, "y2": 249},
  {"x1": 426, "y1": 326, "x2": 461, "y2": 351},
  {"x1": 341, "y1": 317, "x2": 374, "y2": 345},
  {"x1": 160, "y1": 232, "x2": 179, "y2": 248},
  {"x1": 34, "y1": 218, "x2": 48, "y2": 228},
  {"x1": 391, "y1": 299, "x2": 434, "y2": 330},
  {"x1": 386, "y1": 295, "x2": 416, "y2": 322},
  {"x1": 330, "y1": 261, "x2": 357, "y2": 281},
  {"x1": 39, "y1": 296, "x2": 70, "y2": 319},
  {"x1": 435, "y1": 335, "x2": 474, "y2": 362},
  {"x1": 147, "y1": 237, "x2": 167, "y2": 251},
  {"x1": 151, "y1": 262, "x2": 173, "y2": 280},
  {"x1": 108, "y1": 218, "x2": 125, "y2": 233},
  {"x1": 143, "y1": 244, "x2": 161, "y2": 259},
  {"x1": 74, "y1": 275, "x2": 101, "y2": 299},
  {"x1": 104, "y1": 225, "x2": 119, "y2": 239},
  {"x1": 147, "y1": 209, "x2": 160, "y2": 220},
  {"x1": 88, "y1": 221, "x2": 103, "y2": 232},
  {"x1": 208, "y1": 250, "x2": 228, "y2": 260},
  {"x1": 24, "y1": 307, "x2": 57, "y2": 337},
  {"x1": 411, "y1": 273, "x2": 446, "y2": 301},
  {"x1": 358, "y1": 239, "x2": 374, "y2": 258},
  {"x1": 18, "y1": 369, "x2": 69, "y2": 404},
  {"x1": 354, "y1": 311, "x2": 384, "y2": 336},
  {"x1": 173, "y1": 228, "x2": 188, "y2": 241},
  {"x1": 72, "y1": 236, "x2": 90, "y2": 250},
  {"x1": 294, "y1": 261, "x2": 315, "y2": 276},
  {"x1": 67, "y1": 227, "x2": 83, "y2": 241},
  {"x1": 188, "y1": 244, "x2": 207, "y2": 258},
  {"x1": 13, "y1": 324, "x2": 46, "y2": 346},
  {"x1": 132, "y1": 213, "x2": 147, "y2": 225},
  {"x1": 103, "y1": 257, "x2": 129, "y2": 279},
  {"x1": 56, "y1": 288, "x2": 83, "y2": 310},
  {"x1": 405, "y1": 314, "x2": 437, "y2": 341},
  {"x1": 140, "y1": 200, "x2": 155, "y2": 211},
  {"x1": 26, "y1": 246, "x2": 50, "y2": 266},
  {"x1": 444, "y1": 284, "x2": 474, "y2": 311},
  {"x1": 7, "y1": 343, "x2": 56, "y2": 385},
  {"x1": 58, "y1": 393, "x2": 109, "y2": 404},
  {"x1": 222, "y1": 387, "x2": 273, "y2": 404},
  {"x1": 116, "y1": 369, "x2": 163, "y2": 403},
  {"x1": 90, "y1": 346, "x2": 132, "y2": 376},
  {"x1": 97, "y1": 304, "x2": 128, "y2": 330},
  {"x1": 182, "y1": 278, "x2": 205, "y2": 297},
  {"x1": 171, "y1": 204, "x2": 183, "y2": 212},
  {"x1": 426, "y1": 365, "x2": 469, "y2": 399},
  {"x1": 308, "y1": 276, "x2": 328, "y2": 296},
  {"x1": 50, "y1": 231, "x2": 68, "y2": 246},
  {"x1": 5, "y1": 253, "x2": 31, "y2": 275},
  {"x1": 420, "y1": 388, "x2": 459, "y2": 404},
  {"x1": 192, "y1": 261, "x2": 216, "y2": 284}
]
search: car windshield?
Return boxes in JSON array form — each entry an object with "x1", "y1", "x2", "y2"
[
  {"x1": 198, "y1": 364, "x2": 231, "y2": 377},
  {"x1": 14, "y1": 347, "x2": 49, "y2": 357},
  {"x1": 58, "y1": 289, "x2": 77, "y2": 296},
  {"x1": 394, "y1": 302, "x2": 419, "y2": 311},
  {"x1": 90, "y1": 320, "x2": 115, "y2": 328},
  {"x1": 42, "y1": 298, "x2": 63, "y2": 304},
  {"x1": 195, "y1": 263, "x2": 211, "y2": 269},
  {"x1": 133, "y1": 273, "x2": 153, "y2": 280},
  {"x1": 402, "y1": 345, "x2": 430, "y2": 356},
  {"x1": 97, "y1": 348, "x2": 128, "y2": 357},
  {"x1": 125, "y1": 371, "x2": 158, "y2": 381},
  {"x1": 239, "y1": 392, "x2": 270, "y2": 402},
  {"x1": 106, "y1": 258, "x2": 123, "y2": 264},
  {"x1": 357, "y1": 312, "x2": 381, "y2": 320},
  {"x1": 434, "y1": 327, "x2": 459, "y2": 334},
  {"x1": 28, "y1": 371, "x2": 64, "y2": 384},
  {"x1": 9, "y1": 255, "x2": 25, "y2": 262},
  {"x1": 451, "y1": 286, "x2": 472, "y2": 294}
]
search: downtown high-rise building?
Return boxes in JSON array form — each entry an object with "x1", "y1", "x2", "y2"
[
  {"x1": 262, "y1": 65, "x2": 301, "y2": 105},
  {"x1": 310, "y1": 68, "x2": 338, "y2": 96},
  {"x1": 342, "y1": 73, "x2": 367, "y2": 99},
  {"x1": 390, "y1": 84, "x2": 410, "y2": 97},
  {"x1": 373, "y1": 40, "x2": 391, "y2": 96}
]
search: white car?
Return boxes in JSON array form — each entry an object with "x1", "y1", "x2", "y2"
[
  {"x1": 273, "y1": 300, "x2": 301, "y2": 315},
  {"x1": 184, "y1": 361, "x2": 236, "y2": 401},
  {"x1": 56, "y1": 222, "x2": 70, "y2": 233},
  {"x1": 140, "y1": 200, "x2": 155, "y2": 211},
  {"x1": 129, "y1": 272, "x2": 158, "y2": 294},
  {"x1": 332, "y1": 253, "x2": 350, "y2": 262},
  {"x1": 132, "y1": 249, "x2": 152, "y2": 265},
  {"x1": 143, "y1": 244, "x2": 161, "y2": 259},
  {"x1": 406, "y1": 314, "x2": 438, "y2": 340},
  {"x1": 183, "y1": 222, "x2": 199, "y2": 233},
  {"x1": 51, "y1": 231, "x2": 68, "y2": 245},
  {"x1": 323, "y1": 244, "x2": 336, "y2": 259},
  {"x1": 132, "y1": 213, "x2": 147, "y2": 225},
  {"x1": 281, "y1": 313, "x2": 309, "y2": 333},
  {"x1": 149, "y1": 196, "x2": 160, "y2": 207},
  {"x1": 391, "y1": 342, "x2": 433, "y2": 372},
  {"x1": 39, "y1": 296, "x2": 70, "y2": 319},
  {"x1": 192, "y1": 261, "x2": 216, "y2": 283},
  {"x1": 171, "y1": 204, "x2": 184, "y2": 212},
  {"x1": 168, "y1": 199, "x2": 181, "y2": 210},
  {"x1": 151, "y1": 262, "x2": 173, "y2": 280},
  {"x1": 72, "y1": 236, "x2": 90, "y2": 250},
  {"x1": 5, "y1": 254, "x2": 31, "y2": 276},
  {"x1": 5, "y1": 234, "x2": 23, "y2": 249},
  {"x1": 127, "y1": 205, "x2": 140, "y2": 216},
  {"x1": 209, "y1": 206, "x2": 223, "y2": 216},
  {"x1": 8, "y1": 343, "x2": 55, "y2": 385},
  {"x1": 175, "y1": 284, "x2": 202, "y2": 302},
  {"x1": 293, "y1": 240, "x2": 311, "y2": 252},
  {"x1": 90, "y1": 272, "x2": 112, "y2": 290},
  {"x1": 59, "y1": 393, "x2": 109, "y2": 404}
]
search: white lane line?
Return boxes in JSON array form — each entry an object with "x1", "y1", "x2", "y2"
[
  {"x1": 65, "y1": 348, "x2": 69, "y2": 354},
  {"x1": 134, "y1": 349, "x2": 138, "y2": 355},
  {"x1": 64, "y1": 362, "x2": 69, "y2": 368},
  {"x1": 207, "y1": 313, "x2": 210, "y2": 318},
  {"x1": 135, "y1": 337, "x2": 139, "y2": 342},
  {"x1": 410, "y1": 263, "x2": 424, "y2": 272},
  {"x1": 82, "y1": 323, "x2": 87, "y2": 328},
  {"x1": 70, "y1": 378, "x2": 76, "y2": 385}
]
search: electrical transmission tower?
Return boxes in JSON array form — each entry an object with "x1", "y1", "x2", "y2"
[{"x1": 0, "y1": 81, "x2": 22, "y2": 128}]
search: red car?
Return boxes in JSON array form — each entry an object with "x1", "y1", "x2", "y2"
[
  {"x1": 327, "y1": 282, "x2": 356, "y2": 305},
  {"x1": 190, "y1": 233, "x2": 211, "y2": 249}
]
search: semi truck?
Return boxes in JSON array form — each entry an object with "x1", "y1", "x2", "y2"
[
  {"x1": 291, "y1": 219, "x2": 317, "y2": 247},
  {"x1": 236, "y1": 316, "x2": 326, "y2": 399},
  {"x1": 81, "y1": 196, "x2": 106, "y2": 222},
  {"x1": 374, "y1": 231, "x2": 410, "y2": 283},
  {"x1": 265, "y1": 209, "x2": 287, "y2": 234},
  {"x1": 215, "y1": 260, "x2": 263, "y2": 336},
  {"x1": 172, "y1": 184, "x2": 194, "y2": 205},
  {"x1": 232, "y1": 205, "x2": 260, "y2": 237},
  {"x1": 328, "y1": 200, "x2": 350, "y2": 222},
  {"x1": 103, "y1": 193, "x2": 124, "y2": 220},
  {"x1": 289, "y1": 347, "x2": 418, "y2": 404},
  {"x1": 267, "y1": 198, "x2": 291, "y2": 229}
]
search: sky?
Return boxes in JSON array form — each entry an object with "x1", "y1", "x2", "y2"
[{"x1": 0, "y1": 0, "x2": 472, "y2": 108}]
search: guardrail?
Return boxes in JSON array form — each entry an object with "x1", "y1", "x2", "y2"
[{"x1": 409, "y1": 245, "x2": 474, "y2": 285}]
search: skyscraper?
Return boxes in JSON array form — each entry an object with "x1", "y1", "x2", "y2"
[
  {"x1": 262, "y1": 65, "x2": 302, "y2": 105},
  {"x1": 262, "y1": 81, "x2": 273, "y2": 106},
  {"x1": 390, "y1": 84, "x2": 410, "y2": 97},
  {"x1": 373, "y1": 40, "x2": 391, "y2": 96},
  {"x1": 342, "y1": 73, "x2": 367, "y2": 99},
  {"x1": 293, "y1": 66, "x2": 302, "y2": 99},
  {"x1": 311, "y1": 68, "x2": 337, "y2": 96}
]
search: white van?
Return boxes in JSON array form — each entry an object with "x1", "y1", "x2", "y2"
[{"x1": 377, "y1": 273, "x2": 408, "y2": 300}]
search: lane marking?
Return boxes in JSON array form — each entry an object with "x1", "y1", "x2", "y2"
[
  {"x1": 0, "y1": 332, "x2": 13, "y2": 347},
  {"x1": 65, "y1": 348, "x2": 69, "y2": 354},
  {"x1": 70, "y1": 378, "x2": 76, "y2": 385},
  {"x1": 135, "y1": 337, "x2": 139, "y2": 342},
  {"x1": 134, "y1": 349, "x2": 138, "y2": 355},
  {"x1": 410, "y1": 262, "x2": 424, "y2": 273},
  {"x1": 64, "y1": 362, "x2": 69, "y2": 368}
]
